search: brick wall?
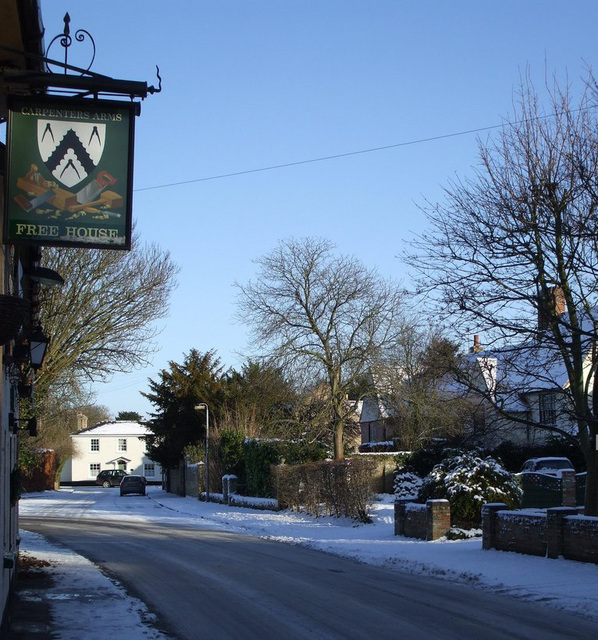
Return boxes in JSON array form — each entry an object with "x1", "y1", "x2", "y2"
[
  {"x1": 21, "y1": 450, "x2": 56, "y2": 492},
  {"x1": 495, "y1": 511, "x2": 546, "y2": 556},
  {"x1": 483, "y1": 503, "x2": 598, "y2": 564},
  {"x1": 562, "y1": 515, "x2": 598, "y2": 563},
  {"x1": 394, "y1": 499, "x2": 450, "y2": 540}
]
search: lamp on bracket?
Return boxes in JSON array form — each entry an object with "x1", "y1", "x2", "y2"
[
  {"x1": 9, "y1": 413, "x2": 38, "y2": 437},
  {"x1": 28, "y1": 330, "x2": 50, "y2": 412},
  {"x1": 25, "y1": 266, "x2": 64, "y2": 287},
  {"x1": 29, "y1": 330, "x2": 49, "y2": 371}
]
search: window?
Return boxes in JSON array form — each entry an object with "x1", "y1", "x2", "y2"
[
  {"x1": 367, "y1": 423, "x2": 375, "y2": 442},
  {"x1": 144, "y1": 463, "x2": 155, "y2": 478},
  {"x1": 367, "y1": 422, "x2": 386, "y2": 443},
  {"x1": 118, "y1": 438, "x2": 127, "y2": 452},
  {"x1": 90, "y1": 438, "x2": 100, "y2": 452},
  {"x1": 89, "y1": 463, "x2": 100, "y2": 477},
  {"x1": 539, "y1": 394, "x2": 557, "y2": 426}
]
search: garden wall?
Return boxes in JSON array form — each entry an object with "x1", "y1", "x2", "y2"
[
  {"x1": 353, "y1": 453, "x2": 398, "y2": 493},
  {"x1": 21, "y1": 450, "x2": 56, "y2": 492},
  {"x1": 185, "y1": 462, "x2": 200, "y2": 498},
  {"x1": 482, "y1": 503, "x2": 598, "y2": 564},
  {"x1": 394, "y1": 498, "x2": 451, "y2": 540}
]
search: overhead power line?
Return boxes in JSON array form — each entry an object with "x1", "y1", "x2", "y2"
[{"x1": 133, "y1": 112, "x2": 571, "y2": 193}]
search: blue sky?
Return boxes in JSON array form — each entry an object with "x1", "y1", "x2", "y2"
[{"x1": 37, "y1": 1, "x2": 598, "y2": 419}]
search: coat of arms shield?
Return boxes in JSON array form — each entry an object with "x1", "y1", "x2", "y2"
[{"x1": 37, "y1": 120, "x2": 106, "y2": 189}]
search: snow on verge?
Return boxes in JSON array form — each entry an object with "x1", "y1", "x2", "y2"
[{"x1": 18, "y1": 529, "x2": 168, "y2": 640}]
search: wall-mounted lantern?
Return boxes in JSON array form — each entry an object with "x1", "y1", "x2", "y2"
[{"x1": 29, "y1": 330, "x2": 49, "y2": 371}]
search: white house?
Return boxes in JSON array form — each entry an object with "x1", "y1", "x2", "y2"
[
  {"x1": 463, "y1": 339, "x2": 579, "y2": 447},
  {"x1": 61, "y1": 421, "x2": 162, "y2": 484}
]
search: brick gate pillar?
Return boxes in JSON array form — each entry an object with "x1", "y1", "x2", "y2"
[
  {"x1": 560, "y1": 471, "x2": 576, "y2": 507},
  {"x1": 482, "y1": 503, "x2": 507, "y2": 550},
  {"x1": 426, "y1": 499, "x2": 450, "y2": 540}
]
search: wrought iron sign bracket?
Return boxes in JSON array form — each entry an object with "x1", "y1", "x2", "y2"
[
  {"x1": 0, "y1": 12, "x2": 161, "y2": 102},
  {"x1": 1, "y1": 68, "x2": 160, "y2": 102}
]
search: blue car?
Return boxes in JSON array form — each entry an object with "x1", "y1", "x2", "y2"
[{"x1": 120, "y1": 475, "x2": 146, "y2": 496}]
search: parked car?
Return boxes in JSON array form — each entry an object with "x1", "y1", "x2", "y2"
[
  {"x1": 519, "y1": 457, "x2": 574, "y2": 476},
  {"x1": 120, "y1": 475, "x2": 146, "y2": 496},
  {"x1": 96, "y1": 469, "x2": 128, "y2": 487}
]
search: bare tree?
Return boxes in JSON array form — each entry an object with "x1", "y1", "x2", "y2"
[
  {"x1": 20, "y1": 383, "x2": 110, "y2": 488},
  {"x1": 382, "y1": 325, "x2": 475, "y2": 450},
  {"x1": 236, "y1": 237, "x2": 406, "y2": 459},
  {"x1": 25, "y1": 235, "x2": 178, "y2": 469},
  {"x1": 404, "y1": 71, "x2": 598, "y2": 514},
  {"x1": 38, "y1": 235, "x2": 178, "y2": 396}
]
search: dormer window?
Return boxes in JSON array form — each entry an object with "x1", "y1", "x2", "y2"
[{"x1": 539, "y1": 393, "x2": 557, "y2": 426}]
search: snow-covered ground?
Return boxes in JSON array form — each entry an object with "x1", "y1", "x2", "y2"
[{"x1": 18, "y1": 486, "x2": 598, "y2": 638}]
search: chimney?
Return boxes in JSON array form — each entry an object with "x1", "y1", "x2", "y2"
[
  {"x1": 538, "y1": 286, "x2": 565, "y2": 331},
  {"x1": 471, "y1": 335, "x2": 483, "y2": 353},
  {"x1": 552, "y1": 287, "x2": 566, "y2": 316},
  {"x1": 77, "y1": 412, "x2": 88, "y2": 431}
]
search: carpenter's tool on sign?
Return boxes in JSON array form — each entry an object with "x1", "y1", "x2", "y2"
[
  {"x1": 16, "y1": 164, "x2": 76, "y2": 210},
  {"x1": 68, "y1": 190, "x2": 124, "y2": 213},
  {"x1": 14, "y1": 163, "x2": 55, "y2": 210},
  {"x1": 14, "y1": 188, "x2": 56, "y2": 212},
  {"x1": 76, "y1": 170, "x2": 116, "y2": 205}
]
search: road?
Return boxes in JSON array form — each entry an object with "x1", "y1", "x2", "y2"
[{"x1": 21, "y1": 512, "x2": 597, "y2": 640}]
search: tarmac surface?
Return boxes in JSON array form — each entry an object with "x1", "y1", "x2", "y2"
[
  {"x1": 6, "y1": 529, "x2": 168, "y2": 640},
  {"x1": 7, "y1": 557, "x2": 55, "y2": 639}
]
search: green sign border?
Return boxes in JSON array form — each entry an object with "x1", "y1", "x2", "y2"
[{"x1": 4, "y1": 96, "x2": 138, "y2": 250}]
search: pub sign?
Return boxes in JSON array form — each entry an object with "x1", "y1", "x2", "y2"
[{"x1": 4, "y1": 97, "x2": 137, "y2": 250}]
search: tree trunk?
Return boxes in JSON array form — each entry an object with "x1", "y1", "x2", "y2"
[{"x1": 333, "y1": 421, "x2": 344, "y2": 461}]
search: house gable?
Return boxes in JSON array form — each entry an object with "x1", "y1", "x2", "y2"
[{"x1": 62, "y1": 421, "x2": 161, "y2": 483}]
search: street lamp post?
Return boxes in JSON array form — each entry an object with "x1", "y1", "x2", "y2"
[{"x1": 195, "y1": 403, "x2": 210, "y2": 502}]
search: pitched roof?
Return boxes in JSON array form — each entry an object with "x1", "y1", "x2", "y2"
[
  {"x1": 462, "y1": 309, "x2": 598, "y2": 413},
  {"x1": 359, "y1": 364, "x2": 404, "y2": 423},
  {"x1": 72, "y1": 421, "x2": 150, "y2": 437}
]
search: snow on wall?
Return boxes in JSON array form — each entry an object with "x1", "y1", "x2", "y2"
[{"x1": 483, "y1": 504, "x2": 598, "y2": 564}]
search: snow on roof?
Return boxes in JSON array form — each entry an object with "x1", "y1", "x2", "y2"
[
  {"x1": 72, "y1": 421, "x2": 150, "y2": 437},
  {"x1": 471, "y1": 307, "x2": 598, "y2": 397},
  {"x1": 360, "y1": 395, "x2": 383, "y2": 423},
  {"x1": 360, "y1": 394, "x2": 396, "y2": 423},
  {"x1": 359, "y1": 365, "x2": 403, "y2": 423}
]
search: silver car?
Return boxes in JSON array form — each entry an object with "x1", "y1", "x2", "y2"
[{"x1": 519, "y1": 457, "x2": 574, "y2": 476}]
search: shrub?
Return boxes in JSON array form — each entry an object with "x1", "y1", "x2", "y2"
[
  {"x1": 418, "y1": 451, "x2": 522, "y2": 526},
  {"x1": 400, "y1": 444, "x2": 449, "y2": 478},
  {"x1": 490, "y1": 440, "x2": 531, "y2": 472},
  {"x1": 280, "y1": 440, "x2": 328, "y2": 465},
  {"x1": 393, "y1": 469, "x2": 423, "y2": 499},
  {"x1": 218, "y1": 429, "x2": 246, "y2": 478},
  {"x1": 243, "y1": 439, "x2": 281, "y2": 497},
  {"x1": 243, "y1": 438, "x2": 329, "y2": 498},
  {"x1": 274, "y1": 458, "x2": 376, "y2": 523},
  {"x1": 543, "y1": 435, "x2": 585, "y2": 471}
]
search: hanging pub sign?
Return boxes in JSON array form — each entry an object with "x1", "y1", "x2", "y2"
[{"x1": 4, "y1": 96, "x2": 138, "y2": 250}]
